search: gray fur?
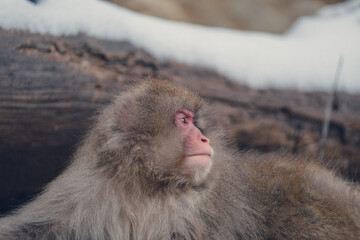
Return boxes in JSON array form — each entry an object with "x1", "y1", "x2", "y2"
[{"x1": 1, "y1": 80, "x2": 359, "y2": 239}]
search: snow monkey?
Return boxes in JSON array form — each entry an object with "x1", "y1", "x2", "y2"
[{"x1": 1, "y1": 79, "x2": 360, "y2": 240}]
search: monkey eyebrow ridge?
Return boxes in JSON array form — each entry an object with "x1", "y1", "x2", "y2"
[{"x1": 175, "y1": 109, "x2": 194, "y2": 118}]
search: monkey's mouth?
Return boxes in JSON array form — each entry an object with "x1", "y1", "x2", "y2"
[
  {"x1": 187, "y1": 148, "x2": 214, "y2": 158},
  {"x1": 187, "y1": 153, "x2": 212, "y2": 158},
  {"x1": 183, "y1": 154, "x2": 212, "y2": 170}
]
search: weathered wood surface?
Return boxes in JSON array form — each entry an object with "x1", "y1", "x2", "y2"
[{"x1": 1, "y1": 28, "x2": 359, "y2": 214}]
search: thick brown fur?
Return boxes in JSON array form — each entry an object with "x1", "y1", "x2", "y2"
[{"x1": 0, "y1": 79, "x2": 359, "y2": 240}]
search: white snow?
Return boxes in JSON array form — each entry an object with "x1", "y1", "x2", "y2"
[{"x1": 0, "y1": 0, "x2": 359, "y2": 92}]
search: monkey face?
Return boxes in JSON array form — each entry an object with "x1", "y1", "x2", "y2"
[
  {"x1": 173, "y1": 109, "x2": 214, "y2": 181},
  {"x1": 95, "y1": 80, "x2": 216, "y2": 191}
]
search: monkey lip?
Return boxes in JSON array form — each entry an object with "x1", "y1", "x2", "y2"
[
  {"x1": 186, "y1": 148, "x2": 214, "y2": 158},
  {"x1": 184, "y1": 154, "x2": 212, "y2": 169},
  {"x1": 187, "y1": 152, "x2": 213, "y2": 158}
]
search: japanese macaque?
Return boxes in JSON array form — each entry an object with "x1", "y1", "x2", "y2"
[{"x1": 0, "y1": 79, "x2": 359, "y2": 240}]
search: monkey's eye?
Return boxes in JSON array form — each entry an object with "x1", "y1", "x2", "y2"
[
  {"x1": 174, "y1": 110, "x2": 194, "y2": 128},
  {"x1": 180, "y1": 118, "x2": 187, "y2": 124}
]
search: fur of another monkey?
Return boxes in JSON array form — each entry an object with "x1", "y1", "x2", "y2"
[{"x1": 1, "y1": 79, "x2": 360, "y2": 240}]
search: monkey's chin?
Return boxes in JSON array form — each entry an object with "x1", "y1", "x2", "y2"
[{"x1": 182, "y1": 156, "x2": 212, "y2": 185}]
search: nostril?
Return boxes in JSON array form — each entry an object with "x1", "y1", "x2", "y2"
[{"x1": 201, "y1": 137, "x2": 209, "y2": 143}]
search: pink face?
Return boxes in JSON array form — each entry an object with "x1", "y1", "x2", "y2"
[{"x1": 174, "y1": 109, "x2": 214, "y2": 171}]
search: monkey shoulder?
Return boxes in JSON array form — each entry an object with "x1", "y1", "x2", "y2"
[
  {"x1": 245, "y1": 153, "x2": 360, "y2": 239},
  {"x1": 247, "y1": 154, "x2": 360, "y2": 204}
]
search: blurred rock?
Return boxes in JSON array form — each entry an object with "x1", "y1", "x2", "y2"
[
  {"x1": 108, "y1": 0, "x2": 343, "y2": 33},
  {"x1": 0, "y1": 28, "x2": 359, "y2": 216}
]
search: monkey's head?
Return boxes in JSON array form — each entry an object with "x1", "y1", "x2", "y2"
[{"x1": 93, "y1": 79, "x2": 216, "y2": 194}]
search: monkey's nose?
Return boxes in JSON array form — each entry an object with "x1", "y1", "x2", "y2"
[{"x1": 201, "y1": 136, "x2": 209, "y2": 143}]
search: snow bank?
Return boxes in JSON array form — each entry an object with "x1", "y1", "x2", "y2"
[{"x1": 0, "y1": 0, "x2": 359, "y2": 92}]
